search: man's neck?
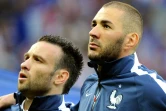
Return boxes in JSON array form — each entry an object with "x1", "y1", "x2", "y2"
[{"x1": 24, "y1": 98, "x2": 33, "y2": 110}]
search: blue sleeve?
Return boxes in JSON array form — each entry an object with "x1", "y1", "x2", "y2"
[
  {"x1": 137, "y1": 75, "x2": 166, "y2": 110},
  {"x1": 14, "y1": 92, "x2": 25, "y2": 104}
]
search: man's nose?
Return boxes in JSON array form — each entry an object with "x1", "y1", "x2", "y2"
[
  {"x1": 20, "y1": 60, "x2": 30, "y2": 71},
  {"x1": 89, "y1": 26, "x2": 100, "y2": 39}
]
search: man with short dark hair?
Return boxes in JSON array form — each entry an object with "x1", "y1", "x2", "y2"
[
  {"x1": 72, "y1": 1, "x2": 166, "y2": 111},
  {"x1": 1, "y1": 35, "x2": 83, "y2": 111}
]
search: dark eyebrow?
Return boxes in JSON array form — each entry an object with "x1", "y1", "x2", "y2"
[
  {"x1": 101, "y1": 20, "x2": 113, "y2": 24},
  {"x1": 24, "y1": 53, "x2": 46, "y2": 63},
  {"x1": 91, "y1": 20, "x2": 113, "y2": 25},
  {"x1": 91, "y1": 20, "x2": 96, "y2": 24},
  {"x1": 34, "y1": 54, "x2": 45, "y2": 61}
]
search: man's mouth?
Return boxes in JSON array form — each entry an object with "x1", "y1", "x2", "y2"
[
  {"x1": 19, "y1": 73, "x2": 27, "y2": 78},
  {"x1": 18, "y1": 73, "x2": 28, "y2": 82},
  {"x1": 89, "y1": 42, "x2": 99, "y2": 49}
]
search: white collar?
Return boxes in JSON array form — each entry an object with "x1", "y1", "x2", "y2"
[{"x1": 20, "y1": 100, "x2": 28, "y2": 111}]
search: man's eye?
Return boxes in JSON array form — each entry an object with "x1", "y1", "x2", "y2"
[
  {"x1": 91, "y1": 23, "x2": 96, "y2": 28},
  {"x1": 35, "y1": 58, "x2": 41, "y2": 62},
  {"x1": 24, "y1": 56, "x2": 29, "y2": 61},
  {"x1": 103, "y1": 25, "x2": 111, "y2": 29}
]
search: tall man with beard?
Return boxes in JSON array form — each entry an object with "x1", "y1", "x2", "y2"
[{"x1": 71, "y1": 1, "x2": 166, "y2": 111}]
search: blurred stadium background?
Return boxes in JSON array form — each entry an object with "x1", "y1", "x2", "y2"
[{"x1": 0, "y1": 0, "x2": 166, "y2": 103}]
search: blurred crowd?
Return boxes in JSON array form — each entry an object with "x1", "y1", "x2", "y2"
[{"x1": 0, "y1": 0, "x2": 166, "y2": 88}]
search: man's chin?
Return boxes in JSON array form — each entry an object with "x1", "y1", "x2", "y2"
[
  {"x1": 18, "y1": 86, "x2": 28, "y2": 93},
  {"x1": 18, "y1": 88, "x2": 26, "y2": 93},
  {"x1": 88, "y1": 55, "x2": 100, "y2": 61}
]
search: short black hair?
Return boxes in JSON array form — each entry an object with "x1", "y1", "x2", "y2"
[
  {"x1": 103, "y1": 1, "x2": 143, "y2": 42},
  {"x1": 38, "y1": 35, "x2": 83, "y2": 94}
]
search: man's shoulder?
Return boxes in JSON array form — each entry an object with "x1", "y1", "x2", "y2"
[
  {"x1": 131, "y1": 63, "x2": 166, "y2": 95},
  {"x1": 134, "y1": 72, "x2": 166, "y2": 96},
  {"x1": 134, "y1": 72, "x2": 166, "y2": 110}
]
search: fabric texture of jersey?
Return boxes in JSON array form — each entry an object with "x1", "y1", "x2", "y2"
[
  {"x1": 3, "y1": 92, "x2": 71, "y2": 111},
  {"x1": 72, "y1": 53, "x2": 166, "y2": 111}
]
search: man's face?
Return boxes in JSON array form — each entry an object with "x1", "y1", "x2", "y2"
[
  {"x1": 18, "y1": 41, "x2": 62, "y2": 98},
  {"x1": 88, "y1": 7, "x2": 125, "y2": 61}
]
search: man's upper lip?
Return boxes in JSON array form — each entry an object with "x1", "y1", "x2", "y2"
[
  {"x1": 89, "y1": 42, "x2": 99, "y2": 46},
  {"x1": 19, "y1": 72, "x2": 27, "y2": 78}
]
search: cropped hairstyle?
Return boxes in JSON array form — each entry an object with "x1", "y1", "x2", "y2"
[{"x1": 39, "y1": 35, "x2": 83, "y2": 94}]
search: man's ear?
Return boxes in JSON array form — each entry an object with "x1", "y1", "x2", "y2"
[
  {"x1": 124, "y1": 33, "x2": 139, "y2": 50},
  {"x1": 54, "y1": 69, "x2": 69, "y2": 85}
]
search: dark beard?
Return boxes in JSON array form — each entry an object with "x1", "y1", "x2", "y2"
[
  {"x1": 19, "y1": 71, "x2": 55, "y2": 98},
  {"x1": 89, "y1": 37, "x2": 124, "y2": 62}
]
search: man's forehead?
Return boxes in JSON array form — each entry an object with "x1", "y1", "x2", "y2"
[
  {"x1": 25, "y1": 42, "x2": 62, "y2": 65},
  {"x1": 30, "y1": 41, "x2": 60, "y2": 50},
  {"x1": 93, "y1": 7, "x2": 124, "y2": 19},
  {"x1": 28, "y1": 41, "x2": 62, "y2": 58},
  {"x1": 92, "y1": 7, "x2": 124, "y2": 26}
]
